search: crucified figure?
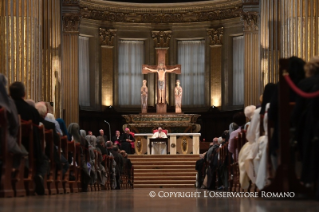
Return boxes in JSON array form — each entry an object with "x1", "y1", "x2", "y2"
[{"x1": 143, "y1": 62, "x2": 179, "y2": 104}]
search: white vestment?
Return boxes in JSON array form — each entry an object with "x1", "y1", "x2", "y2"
[{"x1": 151, "y1": 132, "x2": 167, "y2": 155}]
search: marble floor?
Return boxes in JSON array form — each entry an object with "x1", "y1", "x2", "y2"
[{"x1": 0, "y1": 188, "x2": 319, "y2": 212}]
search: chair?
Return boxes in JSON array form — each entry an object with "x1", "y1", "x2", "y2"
[
  {"x1": 60, "y1": 136, "x2": 70, "y2": 193},
  {"x1": 45, "y1": 129, "x2": 57, "y2": 195},
  {"x1": 67, "y1": 141, "x2": 79, "y2": 193}
]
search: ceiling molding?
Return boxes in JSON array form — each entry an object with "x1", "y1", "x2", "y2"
[{"x1": 79, "y1": 0, "x2": 243, "y2": 23}]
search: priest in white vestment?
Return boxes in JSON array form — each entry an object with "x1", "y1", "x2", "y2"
[{"x1": 151, "y1": 127, "x2": 167, "y2": 155}]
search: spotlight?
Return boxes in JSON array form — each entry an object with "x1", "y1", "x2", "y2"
[
  {"x1": 212, "y1": 105, "x2": 215, "y2": 108},
  {"x1": 109, "y1": 105, "x2": 112, "y2": 108}
]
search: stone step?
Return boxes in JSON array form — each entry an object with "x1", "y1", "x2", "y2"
[
  {"x1": 134, "y1": 184, "x2": 195, "y2": 188},
  {"x1": 134, "y1": 176, "x2": 195, "y2": 180},
  {"x1": 133, "y1": 165, "x2": 195, "y2": 169},
  {"x1": 134, "y1": 169, "x2": 196, "y2": 173},
  {"x1": 134, "y1": 171, "x2": 197, "y2": 176},
  {"x1": 130, "y1": 158, "x2": 198, "y2": 162},
  {"x1": 130, "y1": 161, "x2": 196, "y2": 165}
]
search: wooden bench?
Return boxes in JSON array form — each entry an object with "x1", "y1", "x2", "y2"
[
  {"x1": 60, "y1": 136, "x2": 70, "y2": 193},
  {"x1": 67, "y1": 141, "x2": 78, "y2": 193}
]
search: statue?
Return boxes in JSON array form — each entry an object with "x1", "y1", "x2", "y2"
[
  {"x1": 141, "y1": 79, "x2": 148, "y2": 113},
  {"x1": 174, "y1": 79, "x2": 182, "y2": 113},
  {"x1": 142, "y1": 48, "x2": 181, "y2": 113},
  {"x1": 143, "y1": 62, "x2": 179, "y2": 104}
]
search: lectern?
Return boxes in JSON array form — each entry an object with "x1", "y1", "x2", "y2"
[{"x1": 149, "y1": 138, "x2": 168, "y2": 155}]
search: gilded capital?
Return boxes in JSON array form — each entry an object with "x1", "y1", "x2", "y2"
[
  {"x1": 99, "y1": 28, "x2": 117, "y2": 46},
  {"x1": 152, "y1": 31, "x2": 172, "y2": 48},
  {"x1": 62, "y1": 14, "x2": 81, "y2": 32},
  {"x1": 207, "y1": 27, "x2": 223, "y2": 46},
  {"x1": 241, "y1": 12, "x2": 258, "y2": 31}
]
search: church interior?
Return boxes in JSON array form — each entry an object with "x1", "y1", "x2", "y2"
[{"x1": 1, "y1": 0, "x2": 319, "y2": 211}]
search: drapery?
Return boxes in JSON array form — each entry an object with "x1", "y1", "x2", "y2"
[
  {"x1": 233, "y1": 36, "x2": 244, "y2": 105},
  {"x1": 79, "y1": 36, "x2": 90, "y2": 106},
  {"x1": 118, "y1": 40, "x2": 144, "y2": 106},
  {"x1": 177, "y1": 40, "x2": 205, "y2": 106}
]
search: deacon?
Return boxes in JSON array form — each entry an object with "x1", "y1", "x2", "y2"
[
  {"x1": 121, "y1": 128, "x2": 135, "y2": 154},
  {"x1": 151, "y1": 127, "x2": 167, "y2": 155}
]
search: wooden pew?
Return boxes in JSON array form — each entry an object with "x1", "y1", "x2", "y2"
[
  {"x1": 67, "y1": 141, "x2": 79, "y2": 193},
  {"x1": 94, "y1": 150, "x2": 101, "y2": 191},
  {"x1": 55, "y1": 136, "x2": 64, "y2": 194},
  {"x1": 0, "y1": 108, "x2": 14, "y2": 197},
  {"x1": 23, "y1": 120, "x2": 36, "y2": 196},
  {"x1": 45, "y1": 129, "x2": 56, "y2": 195},
  {"x1": 60, "y1": 136, "x2": 70, "y2": 193}
]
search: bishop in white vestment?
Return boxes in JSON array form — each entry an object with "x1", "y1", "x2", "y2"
[{"x1": 151, "y1": 127, "x2": 167, "y2": 155}]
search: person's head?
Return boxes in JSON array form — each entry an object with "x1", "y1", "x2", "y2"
[
  {"x1": 0, "y1": 74, "x2": 7, "y2": 86},
  {"x1": 80, "y1": 130, "x2": 86, "y2": 138},
  {"x1": 99, "y1": 129, "x2": 104, "y2": 136},
  {"x1": 115, "y1": 130, "x2": 120, "y2": 137},
  {"x1": 288, "y1": 56, "x2": 306, "y2": 85},
  {"x1": 125, "y1": 128, "x2": 130, "y2": 134},
  {"x1": 106, "y1": 140, "x2": 113, "y2": 149},
  {"x1": 25, "y1": 99, "x2": 36, "y2": 107},
  {"x1": 88, "y1": 131, "x2": 93, "y2": 135},
  {"x1": 96, "y1": 136, "x2": 105, "y2": 145},
  {"x1": 159, "y1": 62, "x2": 164, "y2": 69},
  {"x1": 304, "y1": 56, "x2": 319, "y2": 78},
  {"x1": 176, "y1": 80, "x2": 180, "y2": 86},
  {"x1": 56, "y1": 118, "x2": 68, "y2": 137},
  {"x1": 46, "y1": 113, "x2": 55, "y2": 121},
  {"x1": 158, "y1": 127, "x2": 162, "y2": 133},
  {"x1": 213, "y1": 138, "x2": 218, "y2": 144},
  {"x1": 112, "y1": 146, "x2": 119, "y2": 152},
  {"x1": 233, "y1": 112, "x2": 246, "y2": 128},
  {"x1": 244, "y1": 105, "x2": 256, "y2": 121},
  {"x1": 143, "y1": 80, "x2": 147, "y2": 86},
  {"x1": 120, "y1": 150, "x2": 127, "y2": 158},
  {"x1": 260, "y1": 83, "x2": 277, "y2": 115},
  {"x1": 35, "y1": 102, "x2": 47, "y2": 118},
  {"x1": 86, "y1": 135, "x2": 97, "y2": 147},
  {"x1": 9, "y1": 81, "x2": 25, "y2": 100},
  {"x1": 67, "y1": 123, "x2": 81, "y2": 143}
]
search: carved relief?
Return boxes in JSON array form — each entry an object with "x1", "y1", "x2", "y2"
[
  {"x1": 80, "y1": 7, "x2": 242, "y2": 23},
  {"x1": 152, "y1": 31, "x2": 172, "y2": 48},
  {"x1": 207, "y1": 27, "x2": 224, "y2": 46},
  {"x1": 62, "y1": 14, "x2": 81, "y2": 32},
  {"x1": 99, "y1": 28, "x2": 117, "y2": 46},
  {"x1": 241, "y1": 11, "x2": 258, "y2": 31}
]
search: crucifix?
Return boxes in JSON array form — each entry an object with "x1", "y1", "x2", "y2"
[{"x1": 142, "y1": 48, "x2": 181, "y2": 113}]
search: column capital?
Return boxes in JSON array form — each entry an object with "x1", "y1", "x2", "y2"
[
  {"x1": 207, "y1": 27, "x2": 223, "y2": 46},
  {"x1": 241, "y1": 11, "x2": 259, "y2": 31},
  {"x1": 99, "y1": 28, "x2": 117, "y2": 46},
  {"x1": 62, "y1": 13, "x2": 81, "y2": 33},
  {"x1": 151, "y1": 31, "x2": 172, "y2": 48}
]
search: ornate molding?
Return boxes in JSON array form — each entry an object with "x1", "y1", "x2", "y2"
[
  {"x1": 152, "y1": 31, "x2": 171, "y2": 48},
  {"x1": 79, "y1": 1, "x2": 243, "y2": 23},
  {"x1": 207, "y1": 27, "x2": 224, "y2": 46},
  {"x1": 241, "y1": 11, "x2": 258, "y2": 31},
  {"x1": 62, "y1": 0, "x2": 79, "y2": 5},
  {"x1": 99, "y1": 28, "x2": 117, "y2": 46},
  {"x1": 242, "y1": 0, "x2": 259, "y2": 5},
  {"x1": 62, "y1": 14, "x2": 81, "y2": 32}
]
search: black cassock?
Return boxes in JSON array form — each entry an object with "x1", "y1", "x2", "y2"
[{"x1": 120, "y1": 133, "x2": 135, "y2": 154}]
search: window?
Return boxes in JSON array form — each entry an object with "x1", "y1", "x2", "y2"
[
  {"x1": 118, "y1": 40, "x2": 144, "y2": 106},
  {"x1": 177, "y1": 40, "x2": 205, "y2": 106},
  {"x1": 232, "y1": 36, "x2": 244, "y2": 105}
]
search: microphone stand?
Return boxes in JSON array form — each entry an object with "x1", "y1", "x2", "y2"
[{"x1": 104, "y1": 120, "x2": 111, "y2": 142}]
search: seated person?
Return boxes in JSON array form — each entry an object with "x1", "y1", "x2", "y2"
[
  {"x1": 120, "y1": 128, "x2": 135, "y2": 154},
  {"x1": 151, "y1": 127, "x2": 167, "y2": 155},
  {"x1": 112, "y1": 130, "x2": 122, "y2": 146}
]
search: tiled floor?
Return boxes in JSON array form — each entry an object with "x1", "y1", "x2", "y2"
[{"x1": 0, "y1": 188, "x2": 319, "y2": 212}]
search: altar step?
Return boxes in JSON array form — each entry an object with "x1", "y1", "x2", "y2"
[{"x1": 129, "y1": 155, "x2": 199, "y2": 188}]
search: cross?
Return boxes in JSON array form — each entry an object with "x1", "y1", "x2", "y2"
[{"x1": 142, "y1": 48, "x2": 181, "y2": 113}]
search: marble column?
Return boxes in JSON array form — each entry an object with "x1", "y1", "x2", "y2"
[
  {"x1": 260, "y1": 0, "x2": 281, "y2": 85},
  {"x1": 99, "y1": 28, "x2": 117, "y2": 108},
  {"x1": 280, "y1": 0, "x2": 319, "y2": 61},
  {"x1": 61, "y1": 13, "x2": 81, "y2": 125},
  {"x1": 207, "y1": 27, "x2": 223, "y2": 107},
  {"x1": 0, "y1": 0, "x2": 43, "y2": 100},
  {"x1": 151, "y1": 31, "x2": 172, "y2": 105},
  {"x1": 242, "y1": 11, "x2": 261, "y2": 106}
]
